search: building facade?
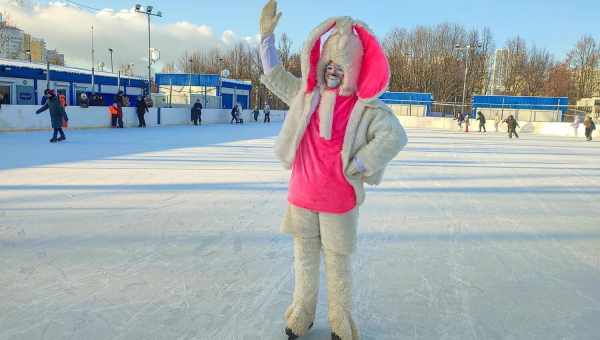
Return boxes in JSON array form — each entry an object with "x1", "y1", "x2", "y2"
[
  {"x1": 0, "y1": 58, "x2": 148, "y2": 106},
  {"x1": 0, "y1": 25, "x2": 25, "y2": 60}
]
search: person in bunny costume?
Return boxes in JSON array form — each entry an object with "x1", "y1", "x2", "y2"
[{"x1": 259, "y1": 1, "x2": 407, "y2": 339}]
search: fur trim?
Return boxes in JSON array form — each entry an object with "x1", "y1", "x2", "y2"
[
  {"x1": 301, "y1": 17, "x2": 341, "y2": 93},
  {"x1": 318, "y1": 17, "x2": 364, "y2": 96},
  {"x1": 324, "y1": 249, "x2": 360, "y2": 340},
  {"x1": 318, "y1": 88, "x2": 337, "y2": 140},
  {"x1": 300, "y1": 17, "x2": 389, "y2": 102},
  {"x1": 285, "y1": 236, "x2": 321, "y2": 336},
  {"x1": 260, "y1": 64, "x2": 302, "y2": 106}
]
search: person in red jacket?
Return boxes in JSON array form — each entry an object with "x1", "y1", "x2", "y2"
[{"x1": 109, "y1": 103, "x2": 124, "y2": 128}]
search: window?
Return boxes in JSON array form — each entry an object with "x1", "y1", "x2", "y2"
[{"x1": 0, "y1": 84, "x2": 12, "y2": 105}]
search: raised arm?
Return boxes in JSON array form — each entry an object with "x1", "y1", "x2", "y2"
[{"x1": 259, "y1": 0, "x2": 302, "y2": 105}]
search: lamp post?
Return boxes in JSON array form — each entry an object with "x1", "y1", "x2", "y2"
[
  {"x1": 91, "y1": 25, "x2": 95, "y2": 96},
  {"x1": 108, "y1": 48, "x2": 114, "y2": 73},
  {"x1": 135, "y1": 4, "x2": 162, "y2": 95},
  {"x1": 189, "y1": 58, "x2": 193, "y2": 95},
  {"x1": 454, "y1": 43, "x2": 481, "y2": 117},
  {"x1": 216, "y1": 57, "x2": 225, "y2": 108}
]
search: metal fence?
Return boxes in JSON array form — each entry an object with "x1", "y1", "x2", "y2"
[{"x1": 387, "y1": 100, "x2": 599, "y2": 123}]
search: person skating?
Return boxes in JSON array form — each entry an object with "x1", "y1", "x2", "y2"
[
  {"x1": 259, "y1": 2, "x2": 407, "y2": 339},
  {"x1": 476, "y1": 111, "x2": 486, "y2": 133},
  {"x1": 35, "y1": 89, "x2": 69, "y2": 143},
  {"x1": 494, "y1": 114, "x2": 501, "y2": 132},
  {"x1": 571, "y1": 115, "x2": 581, "y2": 137},
  {"x1": 503, "y1": 115, "x2": 519, "y2": 139},
  {"x1": 191, "y1": 99, "x2": 203, "y2": 125},
  {"x1": 136, "y1": 96, "x2": 149, "y2": 127},
  {"x1": 584, "y1": 115, "x2": 596, "y2": 141},
  {"x1": 253, "y1": 106, "x2": 260, "y2": 122},
  {"x1": 457, "y1": 112, "x2": 464, "y2": 129},
  {"x1": 230, "y1": 104, "x2": 242, "y2": 124},
  {"x1": 263, "y1": 103, "x2": 271, "y2": 123}
]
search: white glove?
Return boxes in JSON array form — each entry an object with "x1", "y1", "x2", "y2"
[{"x1": 260, "y1": 0, "x2": 282, "y2": 39}]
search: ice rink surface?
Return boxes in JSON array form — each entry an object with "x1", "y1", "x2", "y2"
[{"x1": 1, "y1": 123, "x2": 599, "y2": 340}]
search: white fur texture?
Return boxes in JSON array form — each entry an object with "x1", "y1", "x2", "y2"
[
  {"x1": 318, "y1": 89, "x2": 338, "y2": 140},
  {"x1": 285, "y1": 236, "x2": 321, "y2": 336},
  {"x1": 282, "y1": 206, "x2": 360, "y2": 339},
  {"x1": 318, "y1": 17, "x2": 364, "y2": 97},
  {"x1": 325, "y1": 250, "x2": 360, "y2": 340}
]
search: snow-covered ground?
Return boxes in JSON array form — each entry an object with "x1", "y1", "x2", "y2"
[{"x1": 1, "y1": 124, "x2": 599, "y2": 340}]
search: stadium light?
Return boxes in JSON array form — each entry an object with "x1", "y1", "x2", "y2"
[{"x1": 135, "y1": 4, "x2": 163, "y2": 95}]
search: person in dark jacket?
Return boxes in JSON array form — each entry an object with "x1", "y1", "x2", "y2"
[
  {"x1": 230, "y1": 104, "x2": 242, "y2": 124},
  {"x1": 36, "y1": 89, "x2": 69, "y2": 143},
  {"x1": 115, "y1": 91, "x2": 126, "y2": 107},
  {"x1": 136, "y1": 96, "x2": 149, "y2": 128},
  {"x1": 41, "y1": 89, "x2": 49, "y2": 105},
  {"x1": 584, "y1": 115, "x2": 596, "y2": 141},
  {"x1": 79, "y1": 93, "x2": 89, "y2": 108},
  {"x1": 253, "y1": 106, "x2": 260, "y2": 122},
  {"x1": 191, "y1": 99, "x2": 203, "y2": 125},
  {"x1": 457, "y1": 112, "x2": 465, "y2": 128},
  {"x1": 503, "y1": 115, "x2": 520, "y2": 139},
  {"x1": 90, "y1": 94, "x2": 102, "y2": 106},
  {"x1": 0, "y1": 92, "x2": 4, "y2": 109},
  {"x1": 476, "y1": 111, "x2": 486, "y2": 133}
]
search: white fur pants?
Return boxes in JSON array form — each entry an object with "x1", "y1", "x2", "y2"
[{"x1": 281, "y1": 204, "x2": 360, "y2": 340}]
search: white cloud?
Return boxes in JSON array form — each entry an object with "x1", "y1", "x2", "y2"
[
  {"x1": 0, "y1": 0, "x2": 252, "y2": 75},
  {"x1": 221, "y1": 30, "x2": 236, "y2": 46}
]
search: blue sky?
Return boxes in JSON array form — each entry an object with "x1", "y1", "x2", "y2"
[{"x1": 38, "y1": 0, "x2": 599, "y2": 59}]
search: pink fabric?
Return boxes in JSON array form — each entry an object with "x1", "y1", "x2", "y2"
[
  {"x1": 354, "y1": 24, "x2": 390, "y2": 100},
  {"x1": 288, "y1": 92, "x2": 358, "y2": 213}
]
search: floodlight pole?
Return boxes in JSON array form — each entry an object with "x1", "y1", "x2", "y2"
[
  {"x1": 455, "y1": 44, "x2": 480, "y2": 117},
  {"x1": 135, "y1": 5, "x2": 162, "y2": 95}
]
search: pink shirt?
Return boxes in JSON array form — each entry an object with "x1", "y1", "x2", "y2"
[{"x1": 288, "y1": 93, "x2": 358, "y2": 214}]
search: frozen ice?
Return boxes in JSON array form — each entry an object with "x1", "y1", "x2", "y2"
[{"x1": 1, "y1": 124, "x2": 599, "y2": 339}]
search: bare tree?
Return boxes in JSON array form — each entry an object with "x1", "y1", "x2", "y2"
[
  {"x1": 543, "y1": 63, "x2": 574, "y2": 98},
  {"x1": 567, "y1": 36, "x2": 600, "y2": 99},
  {"x1": 383, "y1": 23, "x2": 493, "y2": 103},
  {"x1": 522, "y1": 46, "x2": 553, "y2": 96},
  {"x1": 501, "y1": 37, "x2": 528, "y2": 95},
  {"x1": 161, "y1": 62, "x2": 177, "y2": 73}
]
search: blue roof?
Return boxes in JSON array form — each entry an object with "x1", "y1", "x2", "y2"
[
  {"x1": 0, "y1": 59, "x2": 147, "y2": 88},
  {"x1": 155, "y1": 73, "x2": 221, "y2": 87},
  {"x1": 380, "y1": 91, "x2": 433, "y2": 104},
  {"x1": 155, "y1": 73, "x2": 253, "y2": 91},
  {"x1": 221, "y1": 79, "x2": 252, "y2": 91},
  {"x1": 472, "y1": 95, "x2": 569, "y2": 113}
]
